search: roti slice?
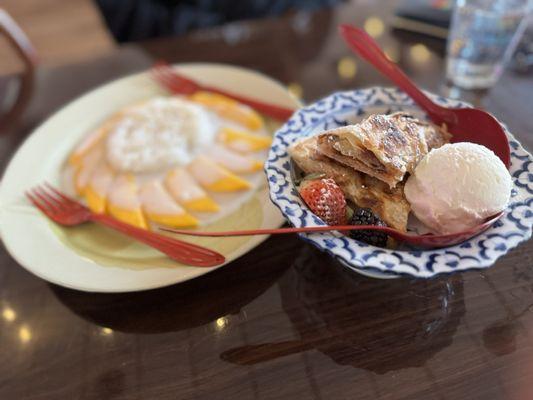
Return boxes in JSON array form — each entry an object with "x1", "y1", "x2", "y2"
[
  {"x1": 317, "y1": 112, "x2": 450, "y2": 188},
  {"x1": 289, "y1": 135, "x2": 410, "y2": 232}
]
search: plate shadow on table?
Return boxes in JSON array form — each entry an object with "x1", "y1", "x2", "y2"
[
  {"x1": 221, "y1": 245, "x2": 466, "y2": 374},
  {"x1": 50, "y1": 234, "x2": 299, "y2": 334}
]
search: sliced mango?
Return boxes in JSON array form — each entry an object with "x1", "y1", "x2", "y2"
[
  {"x1": 139, "y1": 180, "x2": 198, "y2": 228},
  {"x1": 165, "y1": 168, "x2": 219, "y2": 212},
  {"x1": 190, "y1": 91, "x2": 264, "y2": 131},
  {"x1": 188, "y1": 155, "x2": 251, "y2": 192},
  {"x1": 84, "y1": 162, "x2": 115, "y2": 214},
  {"x1": 191, "y1": 91, "x2": 239, "y2": 107},
  {"x1": 73, "y1": 146, "x2": 103, "y2": 196},
  {"x1": 107, "y1": 175, "x2": 148, "y2": 229},
  {"x1": 68, "y1": 116, "x2": 119, "y2": 166},
  {"x1": 204, "y1": 144, "x2": 263, "y2": 173},
  {"x1": 219, "y1": 127, "x2": 272, "y2": 153},
  {"x1": 182, "y1": 197, "x2": 219, "y2": 211}
]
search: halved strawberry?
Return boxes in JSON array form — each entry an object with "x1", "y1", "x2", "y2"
[{"x1": 298, "y1": 175, "x2": 347, "y2": 226}]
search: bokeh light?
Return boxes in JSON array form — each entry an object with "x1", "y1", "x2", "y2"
[
  {"x1": 215, "y1": 317, "x2": 228, "y2": 330},
  {"x1": 410, "y1": 43, "x2": 431, "y2": 63},
  {"x1": 337, "y1": 57, "x2": 358, "y2": 80},
  {"x1": 101, "y1": 327, "x2": 113, "y2": 336},
  {"x1": 364, "y1": 17, "x2": 385, "y2": 38},
  {"x1": 2, "y1": 307, "x2": 16, "y2": 322},
  {"x1": 19, "y1": 326, "x2": 31, "y2": 343},
  {"x1": 287, "y1": 82, "x2": 303, "y2": 100}
]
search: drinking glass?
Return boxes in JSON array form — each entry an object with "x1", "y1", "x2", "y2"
[{"x1": 446, "y1": 0, "x2": 531, "y2": 89}]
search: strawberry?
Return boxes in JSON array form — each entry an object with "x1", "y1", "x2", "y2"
[{"x1": 298, "y1": 175, "x2": 347, "y2": 226}]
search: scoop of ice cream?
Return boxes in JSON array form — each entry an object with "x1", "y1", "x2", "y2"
[{"x1": 404, "y1": 142, "x2": 512, "y2": 234}]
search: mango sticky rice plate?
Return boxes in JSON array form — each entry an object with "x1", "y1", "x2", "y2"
[
  {"x1": 0, "y1": 63, "x2": 300, "y2": 292},
  {"x1": 64, "y1": 93, "x2": 271, "y2": 230}
]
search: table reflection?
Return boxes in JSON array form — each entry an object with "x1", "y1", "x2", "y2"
[
  {"x1": 222, "y1": 245, "x2": 465, "y2": 374},
  {"x1": 18, "y1": 325, "x2": 31, "y2": 344},
  {"x1": 2, "y1": 305, "x2": 16, "y2": 322},
  {"x1": 50, "y1": 237, "x2": 292, "y2": 334}
]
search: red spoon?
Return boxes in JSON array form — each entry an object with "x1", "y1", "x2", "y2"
[
  {"x1": 339, "y1": 24, "x2": 511, "y2": 167},
  {"x1": 160, "y1": 213, "x2": 502, "y2": 249}
]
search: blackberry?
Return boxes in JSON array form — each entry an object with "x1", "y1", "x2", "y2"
[{"x1": 349, "y1": 208, "x2": 388, "y2": 247}]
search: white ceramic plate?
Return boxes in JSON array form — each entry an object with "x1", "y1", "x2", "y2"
[{"x1": 0, "y1": 63, "x2": 300, "y2": 292}]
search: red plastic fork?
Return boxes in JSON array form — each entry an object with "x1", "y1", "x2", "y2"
[
  {"x1": 25, "y1": 184, "x2": 225, "y2": 267},
  {"x1": 339, "y1": 24, "x2": 511, "y2": 167},
  {"x1": 151, "y1": 61, "x2": 296, "y2": 121}
]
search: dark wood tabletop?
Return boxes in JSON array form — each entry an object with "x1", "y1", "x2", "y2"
[{"x1": 1, "y1": 1, "x2": 533, "y2": 399}]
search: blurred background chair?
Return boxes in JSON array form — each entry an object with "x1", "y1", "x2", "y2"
[
  {"x1": 0, "y1": 0, "x2": 345, "y2": 132},
  {"x1": 0, "y1": 9, "x2": 38, "y2": 131},
  {"x1": 0, "y1": 0, "x2": 115, "y2": 130},
  {"x1": 0, "y1": 0, "x2": 115, "y2": 76},
  {"x1": 1, "y1": 0, "x2": 344, "y2": 72}
]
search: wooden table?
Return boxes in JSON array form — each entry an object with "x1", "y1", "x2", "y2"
[{"x1": 1, "y1": 2, "x2": 532, "y2": 399}]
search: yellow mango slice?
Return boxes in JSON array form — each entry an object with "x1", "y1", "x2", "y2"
[
  {"x1": 139, "y1": 180, "x2": 198, "y2": 228},
  {"x1": 219, "y1": 127, "x2": 272, "y2": 153},
  {"x1": 190, "y1": 91, "x2": 263, "y2": 131},
  {"x1": 84, "y1": 162, "x2": 115, "y2": 214},
  {"x1": 73, "y1": 146, "x2": 103, "y2": 196},
  {"x1": 68, "y1": 115, "x2": 119, "y2": 166},
  {"x1": 188, "y1": 156, "x2": 251, "y2": 192},
  {"x1": 191, "y1": 91, "x2": 239, "y2": 107},
  {"x1": 204, "y1": 144, "x2": 263, "y2": 173},
  {"x1": 107, "y1": 175, "x2": 147, "y2": 229},
  {"x1": 182, "y1": 197, "x2": 220, "y2": 212},
  {"x1": 165, "y1": 168, "x2": 219, "y2": 212}
]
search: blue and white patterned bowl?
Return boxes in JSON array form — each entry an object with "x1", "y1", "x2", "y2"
[{"x1": 265, "y1": 87, "x2": 533, "y2": 279}]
